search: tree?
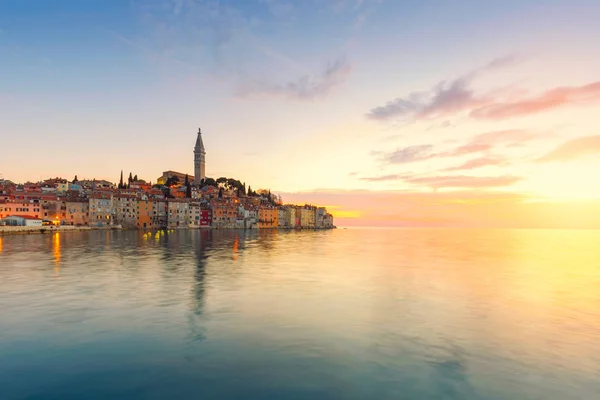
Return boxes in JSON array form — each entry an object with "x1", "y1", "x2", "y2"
[
  {"x1": 119, "y1": 170, "x2": 124, "y2": 189},
  {"x1": 185, "y1": 174, "x2": 191, "y2": 198},
  {"x1": 216, "y1": 177, "x2": 228, "y2": 188},
  {"x1": 165, "y1": 176, "x2": 180, "y2": 187},
  {"x1": 133, "y1": 174, "x2": 138, "y2": 182},
  {"x1": 203, "y1": 177, "x2": 217, "y2": 187},
  {"x1": 218, "y1": 187, "x2": 223, "y2": 199},
  {"x1": 73, "y1": 175, "x2": 78, "y2": 183}
]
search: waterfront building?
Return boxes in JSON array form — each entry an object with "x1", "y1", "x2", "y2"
[
  {"x1": 258, "y1": 206, "x2": 278, "y2": 229},
  {"x1": 167, "y1": 199, "x2": 189, "y2": 228},
  {"x1": 0, "y1": 199, "x2": 43, "y2": 220},
  {"x1": 188, "y1": 202, "x2": 202, "y2": 228},
  {"x1": 136, "y1": 198, "x2": 153, "y2": 229},
  {"x1": 299, "y1": 206, "x2": 316, "y2": 229},
  {"x1": 89, "y1": 193, "x2": 113, "y2": 227},
  {"x1": 113, "y1": 194, "x2": 137, "y2": 228},
  {"x1": 152, "y1": 199, "x2": 168, "y2": 228},
  {"x1": 65, "y1": 200, "x2": 89, "y2": 226},
  {"x1": 1, "y1": 215, "x2": 43, "y2": 227},
  {"x1": 212, "y1": 201, "x2": 237, "y2": 228},
  {"x1": 200, "y1": 208, "x2": 212, "y2": 227},
  {"x1": 278, "y1": 208, "x2": 286, "y2": 228}
]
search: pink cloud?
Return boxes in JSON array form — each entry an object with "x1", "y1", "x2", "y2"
[
  {"x1": 470, "y1": 129, "x2": 540, "y2": 145},
  {"x1": 281, "y1": 189, "x2": 600, "y2": 229},
  {"x1": 437, "y1": 144, "x2": 492, "y2": 157},
  {"x1": 537, "y1": 135, "x2": 600, "y2": 162},
  {"x1": 471, "y1": 81, "x2": 600, "y2": 119},
  {"x1": 404, "y1": 175, "x2": 521, "y2": 189},
  {"x1": 443, "y1": 157, "x2": 507, "y2": 171}
]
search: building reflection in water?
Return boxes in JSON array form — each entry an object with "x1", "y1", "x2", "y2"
[
  {"x1": 52, "y1": 232, "x2": 61, "y2": 276},
  {"x1": 188, "y1": 229, "x2": 213, "y2": 344},
  {"x1": 0, "y1": 237, "x2": 3, "y2": 254}
]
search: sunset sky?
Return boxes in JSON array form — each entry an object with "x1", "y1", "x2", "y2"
[{"x1": 2, "y1": 0, "x2": 600, "y2": 228}]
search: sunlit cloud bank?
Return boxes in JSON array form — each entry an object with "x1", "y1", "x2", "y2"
[{"x1": 282, "y1": 190, "x2": 600, "y2": 229}]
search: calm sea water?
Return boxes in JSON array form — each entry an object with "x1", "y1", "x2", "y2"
[{"x1": 1, "y1": 228, "x2": 599, "y2": 399}]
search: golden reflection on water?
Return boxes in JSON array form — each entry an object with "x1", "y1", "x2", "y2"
[
  {"x1": 52, "y1": 232, "x2": 61, "y2": 276},
  {"x1": 0, "y1": 236, "x2": 3, "y2": 254},
  {"x1": 233, "y1": 234, "x2": 239, "y2": 262}
]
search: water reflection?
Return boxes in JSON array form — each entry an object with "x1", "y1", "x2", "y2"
[
  {"x1": 1, "y1": 228, "x2": 600, "y2": 399},
  {"x1": 52, "y1": 232, "x2": 61, "y2": 276},
  {"x1": 233, "y1": 233, "x2": 239, "y2": 262},
  {"x1": 0, "y1": 236, "x2": 3, "y2": 254}
]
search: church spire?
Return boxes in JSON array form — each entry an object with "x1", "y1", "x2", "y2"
[
  {"x1": 195, "y1": 127, "x2": 205, "y2": 151},
  {"x1": 194, "y1": 127, "x2": 206, "y2": 183}
]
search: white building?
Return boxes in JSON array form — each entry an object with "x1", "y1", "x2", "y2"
[{"x1": 2, "y1": 215, "x2": 43, "y2": 227}]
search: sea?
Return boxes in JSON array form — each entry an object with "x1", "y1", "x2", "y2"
[{"x1": 1, "y1": 228, "x2": 599, "y2": 400}]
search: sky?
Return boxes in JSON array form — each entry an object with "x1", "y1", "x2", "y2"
[{"x1": 2, "y1": 0, "x2": 600, "y2": 228}]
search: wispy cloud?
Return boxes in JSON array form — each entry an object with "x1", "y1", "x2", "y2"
[
  {"x1": 380, "y1": 144, "x2": 433, "y2": 164},
  {"x1": 537, "y1": 135, "x2": 600, "y2": 162},
  {"x1": 133, "y1": 0, "x2": 356, "y2": 99},
  {"x1": 443, "y1": 157, "x2": 508, "y2": 171},
  {"x1": 471, "y1": 81, "x2": 600, "y2": 119},
  {"x1": 235, "y1": 57, "x2": 351, "y2": 100},
  {"x1": 366, "y1": 55, "x2": 600, "y2": 123},
  {"x1": 359, "y1": 173, "x2": 521, "y2": 188},
  {"x1": 379, "y1": 142, "x2": 491, "y2": 165},
  {"x1": 366, "y1": 55, "x2": 521, "y2": 121},
  {"x1": 470, "y1": 129, "x2": 541, "y2": 146},
  {"x1": 404, "y1": 175, "x2": 521, "y2": 189},
  {"x1": 360, "y1": 174, "x2": 405, "y2": 182}
]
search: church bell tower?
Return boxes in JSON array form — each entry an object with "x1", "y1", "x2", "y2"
[{"x1": 194, "y1": 127, "x2": 206, "y2": 183}]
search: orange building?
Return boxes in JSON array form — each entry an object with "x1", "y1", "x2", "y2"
[
  {"x1": 136, "y1": 198, "x2": 154, "y2": 229},
  {"x1": 258, "y1": 206, "x2": 279, "y2": 229}
]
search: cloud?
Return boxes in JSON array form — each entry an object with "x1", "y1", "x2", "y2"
[
  {"x1": 404, "y1": 175, "x2": 521, "y2": 189},
  {"x1": 281, "y1": 189, "x2": 600, "y2": 228},
  {"x1": 443, "y1": 157, "x2": 508, "y2": 172},
  {"x1": 537, "y1": 135, "x2": 600, "y2": 162},
  {"x1": 366, "y1": 55, "x2": 520, "y2": 121},
  {"x1": 366, "y1": 77, "x2": 486, "y2": 121},
  {"x1": 470, "y1": 129, "x2": 540, "y2": 146},
  {"x1": 259, "y1": 0, "x2": 294, "y2": 18},
  {"x1": 360, "y1": 174, "x2": 405, "y2": 182},
  {"x1": 471, "y1": 81, "x2": 600, "y2": 119},
  {"x1": 366, "y1": 54, "x2": 600, "y2": 122},
  {"x1": 437, "y1": 144, "x2": 492, "y2": 157},
  {"x1": 235, "y1": 58, "x2": 351, "y2": 100},
  {"x1": 359, "y1": 172, "x2": 520, "y2": 188},
  {"x1": 134, "y1": 0, "x2": 354, "y2": 99},
  {"x1": 381, "y1": 144, "x2": 434, "y2": 164},
  {"x1": 379, "y1": 142, "x2": 490, "y2": 165}
]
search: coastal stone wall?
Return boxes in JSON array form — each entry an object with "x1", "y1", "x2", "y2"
[{"x1": 0, "y1": 226, "x2": 93, "y2": 235}]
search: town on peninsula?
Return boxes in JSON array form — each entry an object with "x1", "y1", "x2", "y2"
[{"x1": 0, "y1": 128, "x2": 335, "y2": 233}]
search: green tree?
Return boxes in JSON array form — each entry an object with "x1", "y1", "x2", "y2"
[
  {"x1": 165, "y1": 176, "x2": 180, "y2": 187},
  {"x1": 185, "y1": 174, "x2": 192, "y2": 198},
  {"x1": 203, "y1": 177, "x2": 217, "y2": 187}
]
